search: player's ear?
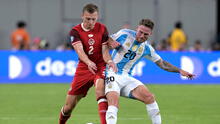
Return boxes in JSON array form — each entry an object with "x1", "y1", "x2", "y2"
[
  {"x1": 148, "y1": 29, "x2": 153, "y2": 36},
  {"x1": 136, "y1": 25, "x2": 142, "y2": 32},
  {"x1": 81, "y1": 14, "x2": 84, "y2": 20},
  {"x1": 136, "y1": 27, "x2": 138, "y2": 31},
  {"x1": 149, "y1": 31, "x2": 153, "y2": 36},
  {"x1": 136, "y1": 25, "x2": 140, "y2": 30},
  {"x1": 96, "y1": 15, "x2": 99, "y2": 21}
]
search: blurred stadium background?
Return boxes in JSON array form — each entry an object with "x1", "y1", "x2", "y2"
[{"x1": 0, "y1": 0, "x2": 220, "y2": 124}]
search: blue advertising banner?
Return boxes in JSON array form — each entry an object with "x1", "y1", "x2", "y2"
[
  {"x1": 0, "y1": 51, "x2": 78, "y2": 83},
  {"x1": 0, "y1": 50, "x2": 219, "y2": 84}
]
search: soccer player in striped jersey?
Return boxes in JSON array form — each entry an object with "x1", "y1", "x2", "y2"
[{"x1": 105, "y1": 19, "x2": 195, "y2": 124}]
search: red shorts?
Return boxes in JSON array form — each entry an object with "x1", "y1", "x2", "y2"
[{"x1": 68, "y1": 63, "x2": 106, "y2": 97}]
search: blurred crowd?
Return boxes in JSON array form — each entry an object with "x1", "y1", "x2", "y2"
[
  {"x1": 11, "y1": 21, "x2": 220, "y2": 51},
  {"x1": 155, "y1": 21, "x2": 220, "y2": 52},
  {"x1": 11, "y1": 21, "x2": 72, "y2": 51}
]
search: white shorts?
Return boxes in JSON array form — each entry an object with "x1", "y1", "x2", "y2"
[{"x1": 105, "y1": 70, "x2": 144, "y2": 98}]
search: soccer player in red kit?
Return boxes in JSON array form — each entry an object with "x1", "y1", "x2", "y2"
[{"x1": 59, "y1": 3, "x2": 118, "y2": 124}]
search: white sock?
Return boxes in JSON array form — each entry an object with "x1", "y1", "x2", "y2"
[
  {"x1": 146, "y1": 101, "x2": 162, "y2": 124},
  {"x1": 106, "y1": 105, "x2": 118, "y2": 124}
]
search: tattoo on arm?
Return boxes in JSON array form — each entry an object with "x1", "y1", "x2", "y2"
[{"x1": 156, "y1": 59, "x2": 180, "y2": 73}]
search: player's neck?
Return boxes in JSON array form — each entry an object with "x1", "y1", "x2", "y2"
[{"x1": 81, "y1": 23, "x2": 92, "y2": 32}]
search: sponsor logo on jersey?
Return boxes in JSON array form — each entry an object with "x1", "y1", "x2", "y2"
[{"x1": 88, "y1": 34, "x2": 93, "y2": 38}]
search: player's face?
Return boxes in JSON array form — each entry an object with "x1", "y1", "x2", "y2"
[
  {"x1": 136, "y1": 25, "x2": 152, "y2": 43},
  {"x1": 82, "y1": 11, "x2": 98, "y2": 30}
]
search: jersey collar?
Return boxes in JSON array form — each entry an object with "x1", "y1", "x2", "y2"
[{"x1": 81, "y1": 23, "x2": 90, "y2": 32}]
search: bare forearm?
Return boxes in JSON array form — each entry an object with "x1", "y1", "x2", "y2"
[
  {"x1": 156, "y1": 59, "x2": 180, "y2": 73},
  {"x1": 73, "y1": 43, "x2": 92, "y2": 65},
  {"x1": 102, "y1": 44, "x2": 112, "y2": 63},
  {"x1": 103, "y1": 51, "x2": 112, "y2": 63},
  {"x1": 155, "y1": 59, "x2": 195, "y2": 79},
  {"x1": 77, "y1": 51, "x2": 91, "y2": 65},
  {"x1": 102, "y1": 44, "x2": 118, "y2": 72}
]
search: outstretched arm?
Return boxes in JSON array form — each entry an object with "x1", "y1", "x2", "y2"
[
  {"x1": 155, "y1": 59, "x2": 179, "y2": 72},
  {"x1": 73, "y1": 43, "x2": 97, "y2": 74},
  {"x1": 155, "y1": 59, "x2": 195, "y2": 79}
]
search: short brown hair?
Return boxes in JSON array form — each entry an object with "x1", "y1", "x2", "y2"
[
  {"x1": 83, "y1": 3, "x2": 99, "y2": 13},
  {"x1": 139, "y1": 19, "x2": 154, "y2": 30}
]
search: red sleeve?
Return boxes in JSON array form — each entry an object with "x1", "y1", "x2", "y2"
[
  {"x1": 102, "y1": 26, "x2": 109, "y2": 44},
  {"x1": 69, "y1": 29, "x2": 81, "y2": 46}
]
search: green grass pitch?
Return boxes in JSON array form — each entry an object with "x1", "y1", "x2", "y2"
[{"x1": 0, "y1": 84, "x2": 220, "y2": 124}]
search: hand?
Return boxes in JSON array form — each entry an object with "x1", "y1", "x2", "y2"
[
  {"x1": 108, "y1": 40, "x2": 120, "y2": 49},
  {"x1": 107, "y1": 60, "x2": 118, "y2": 73},
  {"x1": 180, "y1": 70, "x2": 195, "y2": 80},
  {"x1": 87, "y1": 61, "x2": 97, "y2": 74}
]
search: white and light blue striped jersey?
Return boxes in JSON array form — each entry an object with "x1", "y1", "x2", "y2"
[{"x1": 110, "y1": 29, "x2": 161, "y2": 75}]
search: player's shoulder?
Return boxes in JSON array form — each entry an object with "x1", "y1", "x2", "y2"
[
  {"x1": 96, "y1": 22, "x2": 106, "y2": 26},
  {"x1": 95, "y1": 22, "x2": 107, "y2": 29},
  {"x1": 144, "y1": 41, "x2": 156, "y2": 51},
  {"x1": 69, "y1": 25, "x2": 82, "y2": 37},
  {"x1": 72, "y1": 24, "x2": 81, "y2": 30},
  {"x1": 70, "y1": 24, "x2": 81, "y2": 34},
  {"x1": 118, "y1": 29, "x2": 136, "y2": 37},
  {"x1": 120, "y1": 28, "x2": 135, "y2": 34},
  {"x1": 144, "y1": 40, "x2": 150, "y2": 46},
  {"x1": 94, "y1": 22, "x2": 108, "y2": 33}
]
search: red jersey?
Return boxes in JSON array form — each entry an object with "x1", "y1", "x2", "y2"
[
  {"x1": 68, "y1": 22, "x2": 109, "y2": 96},
  {"x1": 70, "y1": 22, "x2": 109, "y2": 66}
]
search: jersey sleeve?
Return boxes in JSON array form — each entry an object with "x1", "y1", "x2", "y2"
[
  {"x1": 110, "y1": 29, "x2": 123, "y2": 40},
  {"x1": 101, "y1": 26, "x2": 109, "y2": 45},
  {"x1": 110, "y1": 29, "x2": 128, "y2": 44},
  {"x1": 144, "y1": 45, "x2": 161, "y2": 62},
  {"x1": 69, "y1": 29, "x2": 81, "y2": 46}
]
